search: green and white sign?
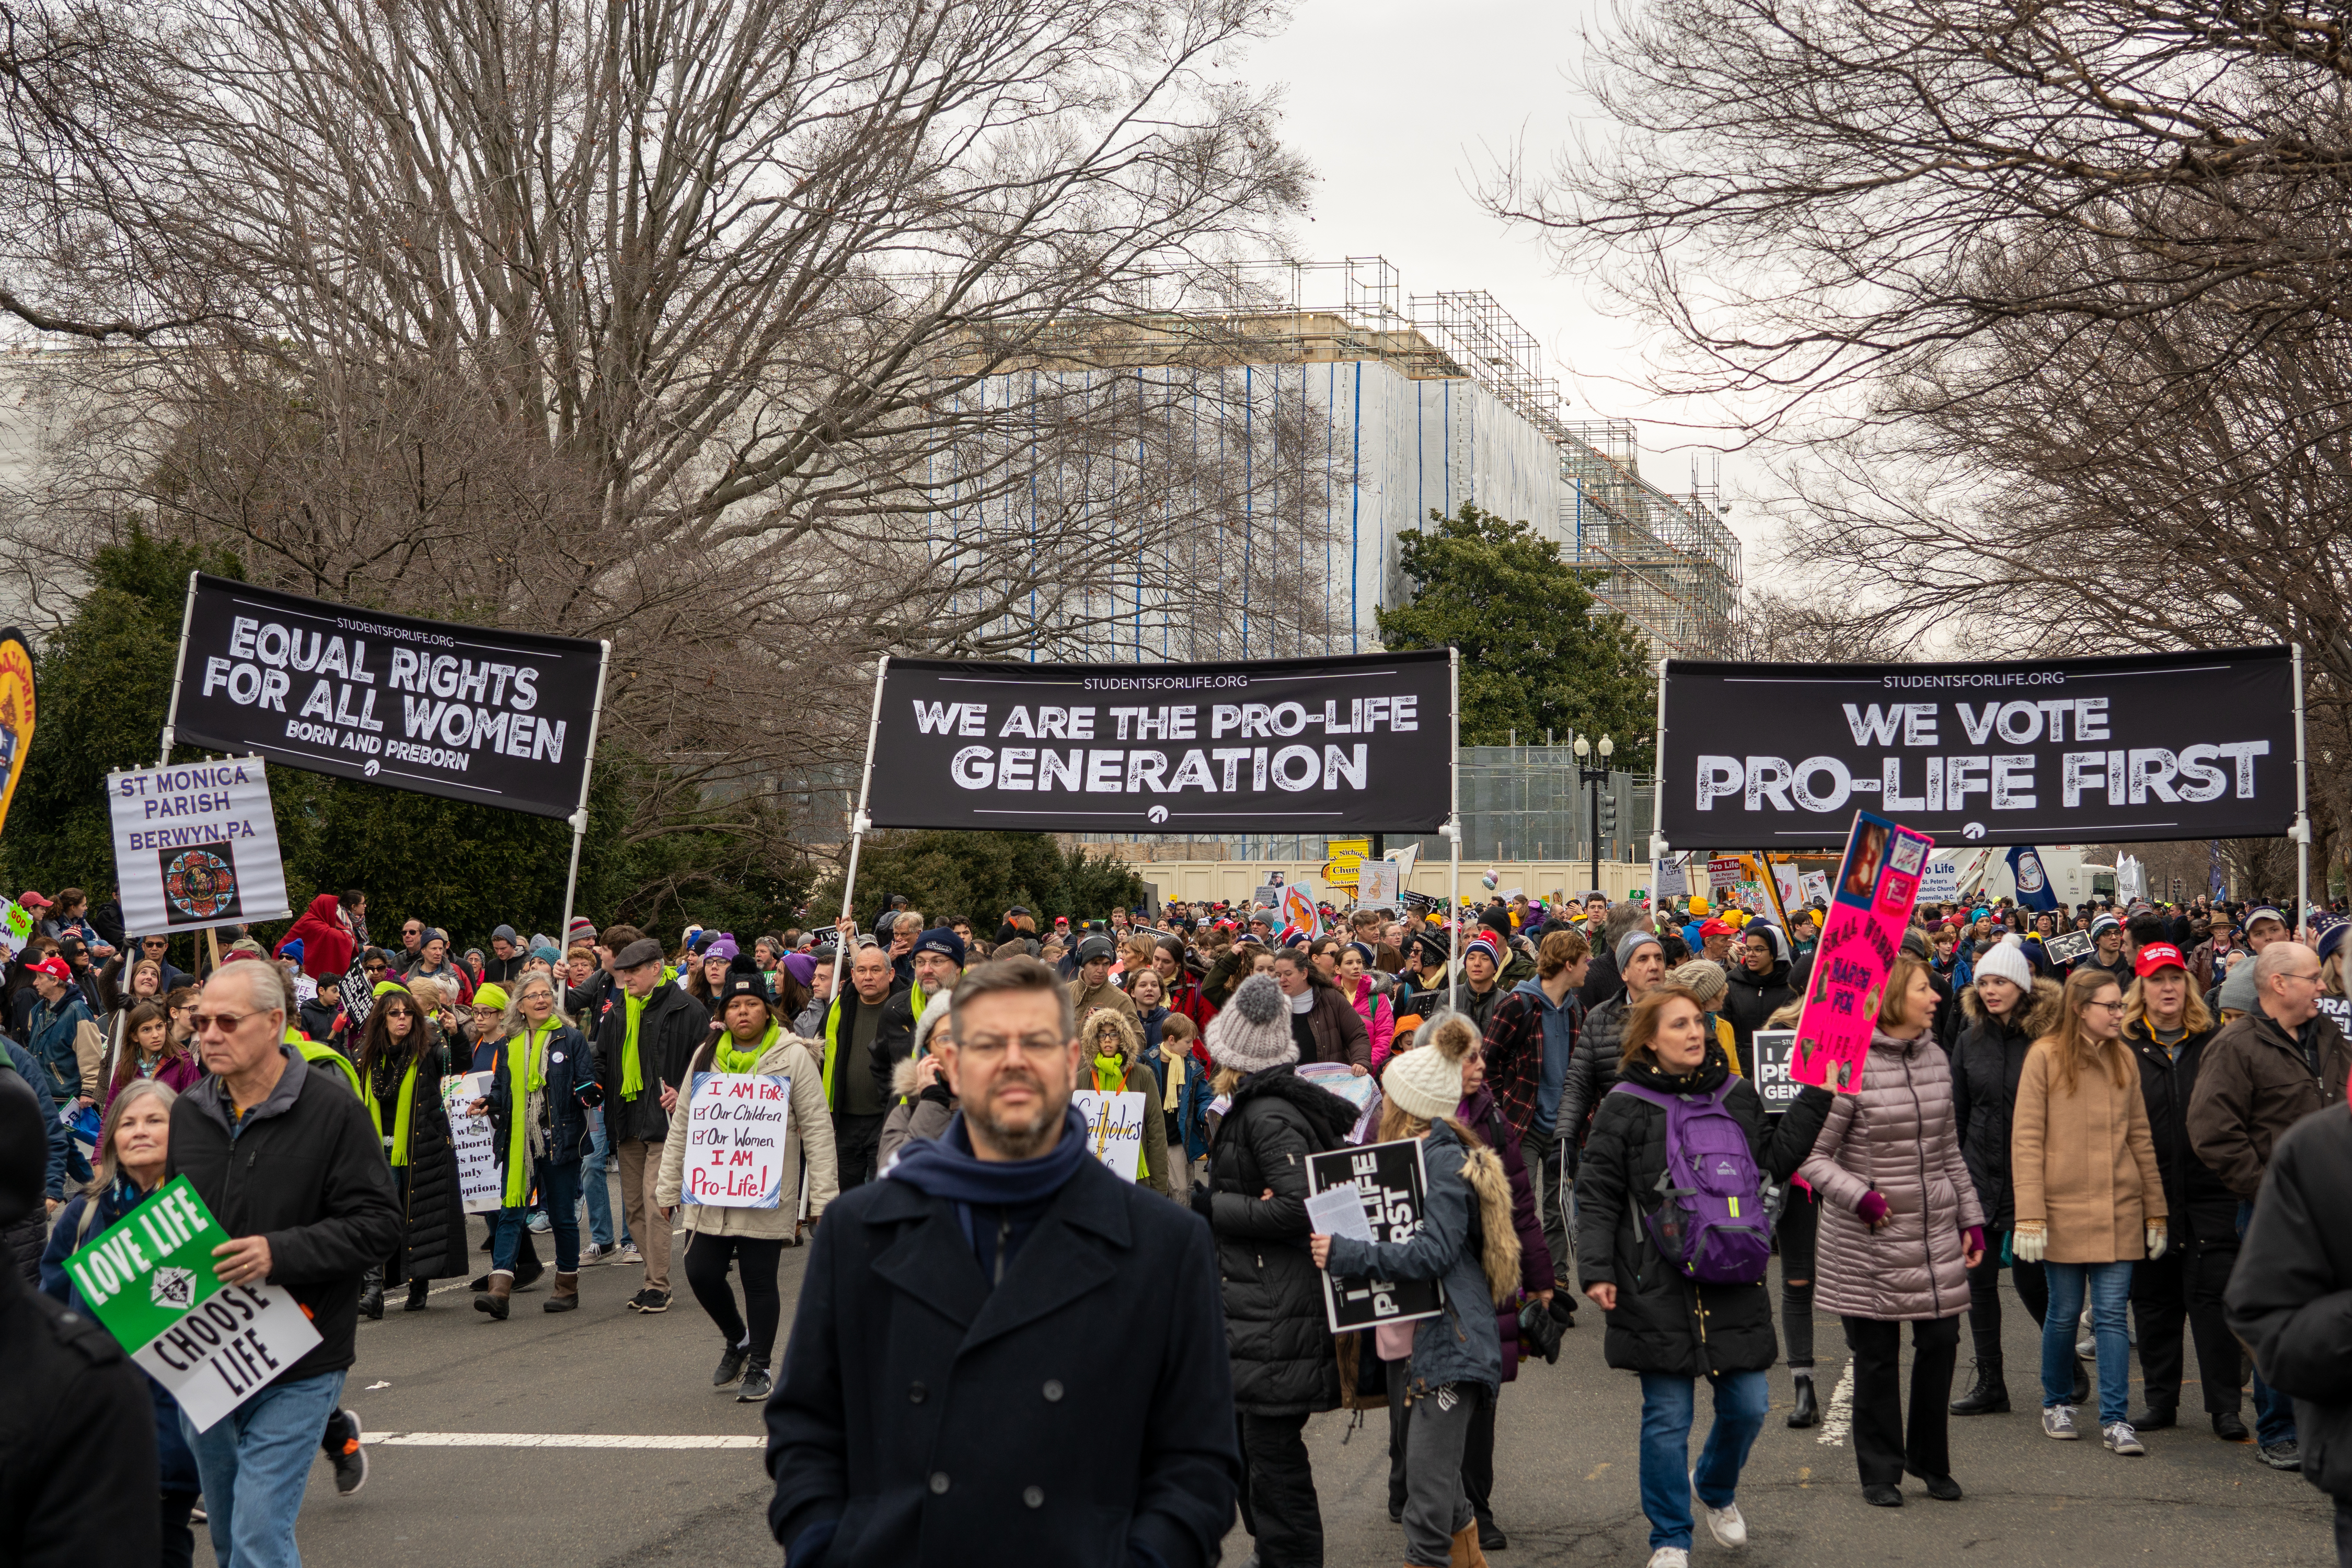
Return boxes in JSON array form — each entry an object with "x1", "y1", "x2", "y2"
[{"x1": 61, "y1": 1175, "x2": 320, "y2": 1431}]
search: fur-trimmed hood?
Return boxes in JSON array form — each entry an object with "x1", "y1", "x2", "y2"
[
  {"x1": 1081, "y1": 1004, "x2": 1143, "y2": 1069},
  {"x1": 1453, "y1": 1134, "x2": 1523, "y2": 1306},
  {"x1": 890, "y1": 1004, "x2": 954, "y2": 1098},
  {"x1": 1959, "y1": 974, "x2": 2062, "y2": 1037}
]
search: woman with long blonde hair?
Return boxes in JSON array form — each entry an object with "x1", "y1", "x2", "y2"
[{"x1": 2011, "y1": 966, "x2": 2166, "y2": 1455}]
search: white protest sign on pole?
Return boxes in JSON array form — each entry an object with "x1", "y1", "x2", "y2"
[
  {"x1": 1357, "y1": 859, "x2": 1401, "y2": 908},
  {"x1": 684, "y1": 1072, "x2": 792, "y2": 1207},
  {"x1": 1707, "y1": 857, "x2": 1743, "y2": 893},
  {"x1": 1918, "y1": 857, "x2": 1965, "y2": 903},
  {"x1": 443, "y1": 1072, "x2": 501, "y2": 1214},
  {"x1": 61, "y1": 1175, "x2": 320, "y2": 1432},
  {"x1": 107, "y1": 757, "x2": 290, "y2": 934},
  {"x1": 1798, "y1": 871, "x2": 1831, "y2": 906},
  {"x1": 1073, "y1": 1090, "x2": 1147, "y2": 1182}
]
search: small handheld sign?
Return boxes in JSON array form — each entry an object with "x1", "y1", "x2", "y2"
[
  {"x1": 443, "y1": 1072, "x2": 501, "y2": 1214},
  {"x1": 1073, "y1": 1090, "x2": 1147, "y2": 1182},
  {"x1": 684, "y1": 1072, "x2": 792, "y2": 1208},
  {"x1": 61, "y1": 1175, "x2": 321, "y2": 1432},
  {"x1": 1304, "y1": 1139, "x2": 1444, "y2": 1334}
]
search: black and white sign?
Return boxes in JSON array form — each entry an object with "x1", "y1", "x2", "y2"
[
  {"x1": 1750, "y1": 1029, "x2": 1799, "y2": 1111},
  {"x1": 1658, "y1": 647, "x2": 2296, "y2": 849},
  {"x1": 863, "y1": 651, "x2": 1451, "y2": 834},
  {"x1": 2041, "y1": 930, "x2": 2094, "y2": 967},
  {"x1": 108, "y1": 759, "x2": 290, "y2": 933},
  {"x1": 1305, "y1": 1139, "x2": 1444, "y2": 1333},
  {"x1": 167, "y1": 573, "x2": 606, "y2": 820}
]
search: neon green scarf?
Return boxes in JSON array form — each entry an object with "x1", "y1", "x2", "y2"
[
  {"x1": 621, "y1": 991, "x2": 648, "y2": 1099},
  {"x1": 714, "y1": 1022, "x2": 779, "y2": 1076},
  {"x1": 1091, "y1": 1053, "x2": 1127, "y2": 1094},
  {"x1": 364, "y1": 1058, "x2": 421, "y2": 1167},
  {"x1": 502, "y1": 1020, "x2": 560, "y2": 1209}
]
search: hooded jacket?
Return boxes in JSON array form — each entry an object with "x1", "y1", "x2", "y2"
[
  {"x1": 658, "y1": 1027, "x2": 839, "y2": 1237},
  {"x1": 1080, "y1": 1007, "x2": 1174, "y2": 1198},
  {"x1": 1206, "y1": 1065, "x2": 1361, "y2": 1414},
  {"x1": 1719, "y1": 930, "x2": 1794, "y2": 1063},
  {"x1": 880, "y1": 1008, "x2": 958, "y2": 1169},
  {"x1": 1577, "y1": 1047, "x2": 1833, "y2": 1376},
  {"x1": 2125, "y1": 1019, "x2": 2235, "y2": 1249},
  {"x1": 1946, "y1": 977, "x2": 2062, "y2": 1231},
  {"x1": 1481, "y1": 977, "x2": 1579, "y2": 1141},
  {"x1": 1800, "y1": 1028, "x2": 1984, "y2": 1322}
]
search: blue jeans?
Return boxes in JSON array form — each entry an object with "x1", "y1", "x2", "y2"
[
  {"x1": 2043, "y1": 1260, "x2": 2132, "y2": 1426},
  {"x1": 43, "y1": 1098, "x2": 90, "y2": 1199},
  {"x1": 582, "y1": 1113, "x2": 622, "y2": 1248},
  {"x1": 2240, "y1": 1199, "x2": 2298, "y2": 1447},
  {"x1": 1638, "y1": 1369, "x2": 1770, "y2": 1550},
  {"x1": 493, "y1": 1158, "x2": 580, "y2": 1273},
  {"x1": 182, "y1": 1369, "x2": 347, "y2": 1568}
]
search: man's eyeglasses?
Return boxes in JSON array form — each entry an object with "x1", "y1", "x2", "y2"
[{"x1": 192, "y1": 1010, "x2": 262, "y2": 1034}]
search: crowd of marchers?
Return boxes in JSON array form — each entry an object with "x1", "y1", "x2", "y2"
[{"x1": 3, "y1": 879, "x2": 2350, "y2": 1568}]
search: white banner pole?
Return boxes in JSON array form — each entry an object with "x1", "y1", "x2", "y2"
[
  {"x1": 2292, "y1": 641, "x2": 2311, "y2": 933},
  {"x1": 837, "y1": 657, "x2": 892, "y2": 935},
  {"x1": 557, "y1": 640, "x2": 614, "y2": 953},
  {"x1": 1446, "y1": 645, "x2": 1461, "y2": 994},
  {"x1": 1648, "y1": 659, "x2": 1669, "y2": 905},
  {"x1": 157, "y1": 570, "x2": 201, "y2": 767}
]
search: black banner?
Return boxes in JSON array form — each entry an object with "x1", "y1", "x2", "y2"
[
  {"x1": 1658, "y1": 646, "x2": 2296, "y2": 849},
  {"x1": 863, "y1": 651, "x2": 1452, "y2": 834},
  {"x1": 1305, "y1": 1140, "x2": 1444, "y2": 1333},
  {"x1": 167, "y1": 574, "x2": 604, "y2": 820}
]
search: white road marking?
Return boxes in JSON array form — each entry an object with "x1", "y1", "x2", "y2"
[
  {"x1": 372, "y1": 1433, "x2": 764, "y2": 1449},
  {"x1": 1818, "y1": 1359, "x2": 1854, "y2": 1447}
]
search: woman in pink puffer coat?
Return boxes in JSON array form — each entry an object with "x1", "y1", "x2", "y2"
[{"x1": 1800, "y1": 954, "x2": 1987, "y2": 1510}]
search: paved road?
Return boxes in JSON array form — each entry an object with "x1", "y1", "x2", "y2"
[{"x1": 222, "y1": 1208, "x2": 2334, "y2": 1568}]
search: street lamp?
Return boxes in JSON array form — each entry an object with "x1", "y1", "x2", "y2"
[{"x1": 1574, "y1": 733, "x2": 1613, "y2": 894}]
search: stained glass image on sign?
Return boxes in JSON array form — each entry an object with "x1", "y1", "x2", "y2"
[{"x1": 158, "y1": 844, "x2": 242, "y2": 924}]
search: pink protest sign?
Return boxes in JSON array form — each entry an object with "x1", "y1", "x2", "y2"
[{"x1": 1790, "y1": 811, "x2": 1935, "y2": 1094}]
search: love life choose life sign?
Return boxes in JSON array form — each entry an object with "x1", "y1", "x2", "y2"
[
  {"x1": 61, "y1": 1176, "x2": 320, "y2": 1432},
  {"x1": 684, "y1": 1073, "x2": 793, "y2": 1207}
]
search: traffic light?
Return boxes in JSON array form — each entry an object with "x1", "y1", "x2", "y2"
[{"x1": 1598, "y1": 793, "x2": 1619, "y2": 836}]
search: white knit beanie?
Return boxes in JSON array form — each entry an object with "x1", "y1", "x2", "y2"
[
  {"x1": 1205, "y1": 972, "x2": 1296, "y2": 1073},
  {"x1": 1383, "y1": 1013, "x2": 1476, "y2": 1120},
  {"x1": 1974, "y1": 933, "x2": 2034, "y2": 992}
]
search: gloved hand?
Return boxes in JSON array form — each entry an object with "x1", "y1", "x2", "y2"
[
  {"x1": 2146, "y1": 1221, "x2": 2167, "y2": 1261},
  {"x1": 1189, "y1": 1185, "x2": 1215, "y2": 1221},
  {"x1": 1856, "y1": 1190, "x2": 1890, "y2": 1228},
  {"x1": 575, "y1": 1079, "x2": 604, "y2": 1109},
  {"x1": 2013, "y1": 1222, "x2": 2047, "y2": 1263}
]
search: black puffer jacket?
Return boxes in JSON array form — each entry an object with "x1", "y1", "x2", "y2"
[
  {"x1": 1719, "y1": 951, "x2": 1794, "y2": 1065},
  {"x1": 1946, "y1": 977, "x2": 2060, "y2": 1231},
  {"x1": 2226, "y1": 1105, "x2": 2352, "y2": 1501},
  {"x1": 2126, "y1": 1022, "x2": 2235, "y2": 1251},
  {"x1": 364, "y1": 1046, "x2": 471, "y2": 1282},
  {"x1": 1207, "y1": 1066, "x2": 1360, "y2": 1414},
  {"x1": 1558, "y1": 991, "x2": 1633, "y2": 1158},
  {"x1": 1574, "y1": 1048, "x2": 1832, "y2": 1377}
]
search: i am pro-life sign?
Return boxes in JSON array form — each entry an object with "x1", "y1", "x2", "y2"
[
  {"x1": 62, "y1": 1176, "x2": 320, "y2": 1431},
  {"x1": 684, "y1": 1072, "x2": 792, "y2": 1207}
]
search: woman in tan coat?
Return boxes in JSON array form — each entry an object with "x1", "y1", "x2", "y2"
[
  {"x1": 1800, "y1": 954, "x2": 1985, "y2": 1508},
  {"x1": 2011, "y1": 965, "x2": 2166, "y2": 1455},
  {"x1": 658, "y1": 959, "x2": 838, "y2": 1403}
]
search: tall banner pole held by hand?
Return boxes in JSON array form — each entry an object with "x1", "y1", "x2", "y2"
[
  {"x1": 558, "y1": 641, "x2": 613, "y2": 956},
  {"x1": 2292, "y1": 641, "x2": 2310, "y2": 933},
  {"x1": 1446, "y1": 645, "x2": 1461, "y2": 989},
  {"x1": 838, "y1": 658, "x2": 892, "y2": 931},
  {"x1": 158, "y1": 570, "x2": 201, "y2": 767}
]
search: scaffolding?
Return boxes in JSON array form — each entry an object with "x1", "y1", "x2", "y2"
[{"x1": 1560, "y1": 419, "x2": 1741, "y2": 661}]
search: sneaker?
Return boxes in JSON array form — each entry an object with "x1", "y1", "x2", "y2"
[
  {"x1": 737, "y1": 1365, "x2": 774, "y2": 1403},
  {"x1": 1691, "y1": 1471, "x2": 1746, "y2": 1548},
  {"x1": 618, "y1": 1242, "x2": 642, "y2": 1264},
  {"x1": 629, "y1": 1288, "x2": 671, "y2": 1313},
  {"x1": 2102, "y1": 1423, "x2": 2146, "y2": 1456},
  {"x1": 526, "y1": 1210, "x2": 552, "y2": 1234},
  {"x1": 1646, "y1": 1549, "x2": 1689, "y2": 1568},
  {"x1": 2042, "y1": 1404, "x2": 2079, "y2": 1440},
  {"x1": 714, "y1": 1345, "x2": 750, "y2": 1387},
  {"x1": 328, "y1": 1412, "x2": 368, "y2": 1496},
  {"x1": 189, "y1": 1501, "x2": 206, "y2": 1525},
  {"x1": 2257, "y1": 1440, "x2": 2301, "y2": 1471}
]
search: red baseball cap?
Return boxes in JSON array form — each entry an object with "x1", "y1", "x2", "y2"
[
  {"x1": 25, "y1": 953, "x2": 70, "y2": 980},
  {"x1": 2134, "y1": 942, "x2": 2187, "y2": 978},
  {"x1": 17, "y1": 890, "x2": 50, "y2": 909},
  {"x1": 1700, "y1": 918, "x2": 1734, "y2": 938}
]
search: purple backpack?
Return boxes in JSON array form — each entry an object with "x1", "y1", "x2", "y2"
[{"x1": 1609, "y1": 1080, "x2": 1773, "y2": 1285}]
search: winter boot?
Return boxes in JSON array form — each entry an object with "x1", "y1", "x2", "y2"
[
  {"x1": 1449, "y1": 1519, "x2": 1491, "y2": 1568},
  {"x1": 402, "y1": 1278, "x2": 431, "y2": 1312},
  {"x1": 1951, "y1": 1359, "x2": 2011, "y2": 1415},
  {"x1": 2071, "y1": 1358, "x2": 2092, "y2": 1406},
  {"x1": 1788, "y1": 1376, "x2": 1820, "y2": 1427},
  {"x1": 474, "y1": 1270, "x2": 513, "y2": 1321},
  {"x1": 358, "y1": 1266, "x2": 384, "y2": 1321},
  {"x1": 543, "y1": 1272, "x2": 580, "y2": 1313}
]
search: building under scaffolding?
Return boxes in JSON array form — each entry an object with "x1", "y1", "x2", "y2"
[{"x1": 946, "y1": 257, "x2": 1740, "y2": 662}]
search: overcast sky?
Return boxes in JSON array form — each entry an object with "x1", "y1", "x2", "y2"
[{"x1": 1242, "y1": 0, "x2": 1788, "y2": 583}]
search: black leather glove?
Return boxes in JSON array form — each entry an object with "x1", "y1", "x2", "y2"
[{"x1": 1189, "y1": 1185, "x2": 1215, "y2": 1221}]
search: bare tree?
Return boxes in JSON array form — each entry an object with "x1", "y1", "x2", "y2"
[
  {"x1": 0, "y1": 0, "x2": 1329, "y2": 872},
  {"x1": 1725, "y1": 584, "x2": 1909, "y2": 664}
]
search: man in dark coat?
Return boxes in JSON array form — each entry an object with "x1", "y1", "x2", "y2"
[
  {"x1": 0, "y1": 1071, "x2": 162, "y2": 1566},
  {"x1": 767, "y1": 955, "x2": 1238, "y2": 1568},
  {"x1": 169, "y1": 961, "x2": 402, "y2": 1559},
  {"x1": 589, "y1": 937, "x2": 710, "y2": 1312},
  {"x1": 2226, "y1": 1096, "x2": 2352, "y2": 1552}
]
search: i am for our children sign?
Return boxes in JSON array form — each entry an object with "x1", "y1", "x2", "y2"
[
  {"x1": 685, "y1": 1072, "x2": 792, "y2": 1208},
  {"x1": 61, "y1": 1175, "x2": 320, "y2": 1432}
]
